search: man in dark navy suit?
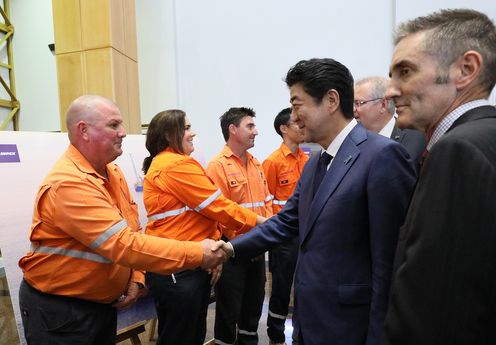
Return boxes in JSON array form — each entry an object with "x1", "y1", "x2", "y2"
[
  {"x1": 354, "y1": 76, "x2": 426, "y2": 171},
  {"x1": 214, "y1": 58, "x2": 417, "y2": 345}
]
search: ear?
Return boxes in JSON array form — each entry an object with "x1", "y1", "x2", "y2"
[
  {"x1": 228, "y1": 123, "x2": 237, "y2": 137},
  {"x1": 280, "y1": 123, "x2": 289, "y2": 135},
  {"x1": 326, "y1": 89, "x2": 340, "y2": 114},
  {"x1": 379, "y1": 98, "x2": 387, "y2": 113},
  {"x1": 76, "y1": 121, "x2": 90, "y2": 141},
  {"x1": 454, "y1": 50, "x2": 483, "y2": 90}
]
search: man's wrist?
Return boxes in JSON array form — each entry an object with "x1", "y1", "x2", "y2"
[
  {"x1": 134, "y1": 282, "x2": 145, "y2": 289},
  {"x1": 227, "y1": 242, "x2": 235, "y2": 258}
]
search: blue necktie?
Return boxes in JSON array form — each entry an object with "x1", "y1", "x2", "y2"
[{"x1": 313, "y1": 151, "x2": 333, "y2": 196}]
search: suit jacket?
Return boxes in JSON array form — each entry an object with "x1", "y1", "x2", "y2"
[
  {"x1": 231, "y1": 123, "x2": 417, "y2": 345},
  {"x1": 382, "y1": 106, "x2": 496, "y2": 345},
  {"x1": 390, "y1": 126, "x2": 426, "y2": 172}
]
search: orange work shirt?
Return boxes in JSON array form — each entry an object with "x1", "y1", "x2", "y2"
[
  {"x1": 19, "y1": 145, "x2": 203, "y2": 304},
  {"x1": 262, "y1": 143, "x2": 309, "y2": 214},
  {"x1": 143, "y1": 148, "x2": 257, "y2": 241},
  {"x1": 206, "y1": 145, "x2": 272, "y2": 240}
]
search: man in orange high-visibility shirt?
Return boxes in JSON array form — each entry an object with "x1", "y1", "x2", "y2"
[
  {"x1": 18, "y1": 95, "x2": 226, "y2": 345},
  {"x1": 263, "y1": 108, "x2": 308, "y2": 345},
  {"x1": 206, "y1": 107, "x2": 272, "y2": 345}
]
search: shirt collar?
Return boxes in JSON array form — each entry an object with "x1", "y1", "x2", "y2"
[
  {"x1": 427, "y1": 99, "x2": 491, "y2": 150},
  {"x1": 280, "y1": 142, "x2": 303, "y2": 158},
  {"x1": 324, "y1": 118, "x2": 358, "y2": 157},
  {"x1": 66, "y1": 144, "x2": 99, "y2": 176},
  {"x1": 222, "y1": 144, "x2": 253, "y2": 161},
  {"x1": 379, "y1": 116, "x2": 396, "y2": 138},
  {"x1": 66, "y1": 144, "x2": 115, "y2": 180}
]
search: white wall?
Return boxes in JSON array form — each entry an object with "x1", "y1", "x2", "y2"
[
  {"x1": 395, "y1": 0, "x2": 496, "y2": 24},
  {"x1": 10, "y1": 0, "x2": 59, "y2": 131},
  {"x1": 173, "y1": 0, "x2": 394, "y2": 161},
  {"x1": 135, "y1": 0, "x2": 179, "y2": 122}
]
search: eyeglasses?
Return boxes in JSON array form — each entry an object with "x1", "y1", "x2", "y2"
[{"x1": 353, "y1": 98, "x2": 383, "y2": 108}]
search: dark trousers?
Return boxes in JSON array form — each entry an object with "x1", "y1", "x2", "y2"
[
  {"x1": 19, "y1": 279, "x2": 116, "y2": 345},
  {"x1": 267, "y1": 237, "x2": 298, "y2": 343},
  {"x1": 214, "y1": 256, "x2": 266, "y2": 345},
  {"x1": 147, "y1": 268, "x2": 211, "y2": 345}
]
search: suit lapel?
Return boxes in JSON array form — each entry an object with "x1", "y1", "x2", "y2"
[
  {"x1": 301, "y1": 124, "x2": 366, "y2": 242},
  {"x1": 391, "y1": 126, "x2": 404, "y2": 142},
  {"x1": 448, "y1": 105, "x2": 496, "y2": 131}
]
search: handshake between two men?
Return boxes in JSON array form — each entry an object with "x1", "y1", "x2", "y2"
[
  {"x1": 200, "y1": 239, "x2": 234, "y2": 269},
  {"x1": 198, "y1": 239, "x2": 234, "y2": 285}
]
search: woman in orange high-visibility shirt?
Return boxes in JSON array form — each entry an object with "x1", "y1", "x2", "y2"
[{"x1": 142, "y1": 110, "x2": 265, "y2": 345}]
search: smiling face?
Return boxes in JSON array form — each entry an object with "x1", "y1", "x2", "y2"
[
  {"x1": 290, "y1": 83, "x2": 330, "y2": 147},
  {"x1": 283, "y1": 118, "x2": 305, "y2": 145},
  {"x1": 86, "y1": 103, "x2": 127, "y2": 164},
  {"x1": 387, "y1": 32, "x2": 458, "y2": 131},
  {"x1": 231, "y1": 116, "x2": 258, "y2": 150},
  {"x1": 181, "y1": 116, "x2": 196, "y2": 155}
]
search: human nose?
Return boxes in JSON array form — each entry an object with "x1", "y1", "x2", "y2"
[
  {"x1": 353, "y1": 104, "x2": 360, "y2": 118},
  {"x1": 290, "y1": 111, "x2": 301, "y2": 126},
  {"x1": 385, "y1": 79, "x2": 400, "y2": 101},
  {"x1": 119, "y1": 125, "x2": 127, "y2": 138}
]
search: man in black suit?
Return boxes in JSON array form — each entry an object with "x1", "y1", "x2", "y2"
[
  {"x1": 354, "y1": 76, "x2": 426, "y2": 170},
  {"x1": 381, "y1": 9, "x2": 496, "y2": 345}
]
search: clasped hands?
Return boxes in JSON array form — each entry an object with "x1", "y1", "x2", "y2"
[{"x1": 200, "y1": 239, "x2": 233, "y2": 270}]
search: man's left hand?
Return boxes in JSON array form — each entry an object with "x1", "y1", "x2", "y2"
[{"x1": 112, "y1": 281, "x2": 147, "y2": 310}]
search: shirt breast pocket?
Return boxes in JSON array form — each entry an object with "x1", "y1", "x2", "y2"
[
  {"x1": 227, "y1": 174, "x2": 248, "y2": 200},
  {"x1": 278, "y1": 172, "x2": 297, "y2": 187}
]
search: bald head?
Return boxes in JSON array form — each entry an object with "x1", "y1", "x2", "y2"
[
  {"x1": 64, "y1": 95, "x2": 126, "y2": 175},
  {"x1": 66, "y1": 95, "x2": 118, "y2": 140}
]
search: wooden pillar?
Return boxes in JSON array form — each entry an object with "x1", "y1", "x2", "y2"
[{"x1": 52, "y1": 0, "x2": 141, "y2": 133}]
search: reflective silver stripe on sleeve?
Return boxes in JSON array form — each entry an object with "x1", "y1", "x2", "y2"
[
  {"x1": 148, "y1": 206, "x2": 192, "y2": 221},
  {"x1": 268, "y1": 309, "x2": 287, "y2": 320},
  {"x1": 238, "y1": 328, "x2": 257, "y2": 336},
  {"x1": 214, "y1": 339, "x2": 235, "y2": 345},
  {"x1": 239, "y1": 201, "x2": 265, "y2": 208},
  {"x1": 265, "y1": 195, "x2": 273, "y2": 202},
  {"x1": 90, "y1": 219, "x2": 128, "y2": 250},
  {"x1": 194, "y1": 189, "x2": 222, "y2": 212},
  {"x1": 273, "y1": 199, "x2": 287, "y2": 205},
  {"x1": 149, "y1": 189, "x2": 222, "y2": 221},
  {"x1": 32, "y1": 245, "x2": 112, "y2": 264}
]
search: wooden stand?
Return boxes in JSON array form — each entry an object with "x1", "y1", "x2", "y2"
[{"x1": 116, "y1": 320, "x2": 147, "y2": 345}]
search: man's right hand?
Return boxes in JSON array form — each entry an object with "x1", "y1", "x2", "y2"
[
  {"x1": 211, "y1": 240, "x2": 234, "y2": 258},
  {"x1": 256, "y1": 215, "x2": 268, "y2": 225},
  {"x1": 200, "y1": 239, "x2": 229, "y2": 269}
]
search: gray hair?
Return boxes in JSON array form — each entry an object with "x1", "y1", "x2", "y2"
[
  {"x1": 394, "y1": 8, "x2": 496, "y2": 93},
  {"x1": 355, "y1": 76, "x2": 395, "y2": 114}
]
